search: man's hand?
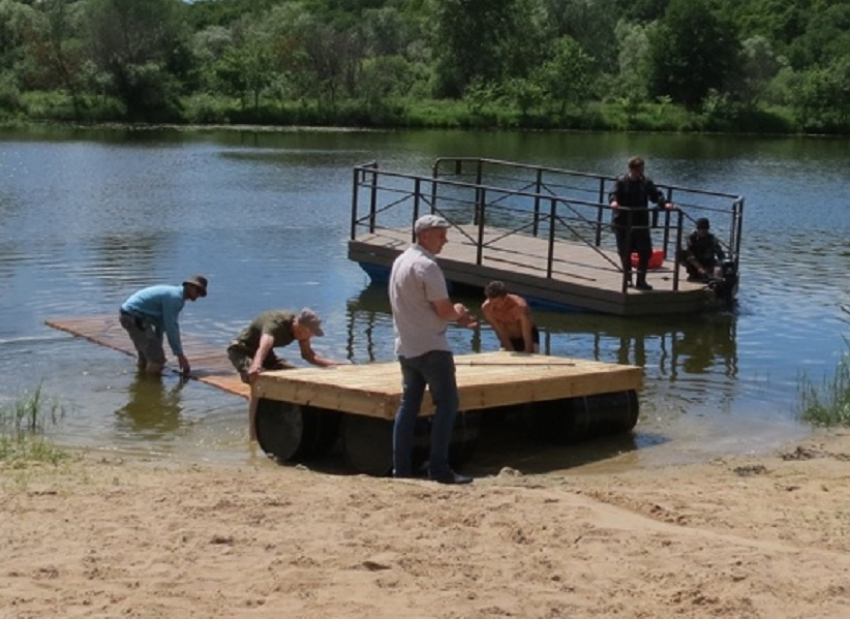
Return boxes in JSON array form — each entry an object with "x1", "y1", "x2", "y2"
[
  {"x1": 177, "y1": 354, "x2": 191, "y2": 376},
  {"x1": 454, "y1": 303, "x2": 479, "y2": 329},
  {"x1": 664, "y1": 201, "x2": 676, "y2": 210},
  {"x1": 247, "y1": 363, "x2": 263, "y2": 379}
]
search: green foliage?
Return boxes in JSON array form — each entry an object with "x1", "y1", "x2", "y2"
[
  {"x1": 0, "y1": 71, "x2": 23, "y2": 112},
  {"x1": 536, "y1": 36, "x2": 593, "y2": 117},
  {"x1": 648, "y1": 0, "x2": 741, "y2": 109},
  {"x1": 791, "y1": 58, "x2": 850, "y2": 132},
  {"x1": 431, "y1": 0, "x2": 523, "y2": 98},
  {"x1": 727, "y1": 35, "x2": 786, "y2": 107},
  {"x1": 0, "y1": 385, "x2": 67, "y2": 466},
  {"x1": 798, "y1": 342, "x2": 850, "y2": 427},
  {"x1": 1, "y1": 0, "x2": 850, "y2": 132},
  {"x1": 83, "y1": 0, "x2": 190, "y2": 120}
]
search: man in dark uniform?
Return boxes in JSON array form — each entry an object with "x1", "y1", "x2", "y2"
[
  {"x1": 608, "y1": 156, "x2": 675, "y2": 290},
  {"x1": 679, "y1": 217, "x2": 725, "y2": 281}
]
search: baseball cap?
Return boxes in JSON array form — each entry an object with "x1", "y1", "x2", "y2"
[
  {"x1": 696, "y1": 218, "x2": 710, "y2": 230},
  {"x1": 414, "y1": 214, "x2": 451, "y2": 235},
  {"x1": 298, "y1": 308, "x2": 324, "y2": 337}
]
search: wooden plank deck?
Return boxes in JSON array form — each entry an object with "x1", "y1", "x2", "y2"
[
  {"x1": 45, "y1": 316, "x2": 643, "y2": 420},
  {"x1": 45, "y1": 315, "x2": 250, "y2": 398},
  {"x1": 349, "y1": 225, "x2": 715, "y2": 316},
  {"x1": 253, "y1": 351, "x2": 643, "y2": 420}
]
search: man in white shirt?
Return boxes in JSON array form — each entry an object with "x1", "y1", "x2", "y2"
[{"x1": 389, "y1": 214, "x2": 477, "y2": 484}]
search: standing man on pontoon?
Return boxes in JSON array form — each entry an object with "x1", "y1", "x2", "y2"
[
  {"x1": 389, "y1": 214, "x2": 477, "y2": 485},
  {"x1": 609, "y1": 156, "x2": 675, "y2": 290},
  {"x1": 119, "y1": 275, "x2": 208, "y2": 376}
]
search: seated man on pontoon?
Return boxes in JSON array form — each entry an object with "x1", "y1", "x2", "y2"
[
  {"x1": 678, "y1": 217, "x2": 725, "y2": 282},
  {"x1": 481, "y1": 281, "x2": 539, "y2": 353}
]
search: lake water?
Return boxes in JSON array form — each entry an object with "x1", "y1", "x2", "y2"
[{"x1": 1, "y1": 126, "x2": 847, "y2": 473}]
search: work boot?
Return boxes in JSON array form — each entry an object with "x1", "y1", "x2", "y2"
[{"x1": 635, "y1": 274, "x2": 653, "y2": 291}]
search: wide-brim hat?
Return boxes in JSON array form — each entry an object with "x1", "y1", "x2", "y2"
[{"x1": 183, "y1": 275, "x2": 208, "y2": 297}]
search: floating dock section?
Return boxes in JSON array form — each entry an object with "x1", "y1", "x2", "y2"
[
  {"x1": 348, "y1": 157, "x2": 744, "y2": 315},
  {"x1": 46, "y1": 315, "x2": 644, "y2": 475}
]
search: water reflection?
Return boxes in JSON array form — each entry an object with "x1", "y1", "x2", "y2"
[
  {"x1": 345, "y1": 284, "x2": 739, "y2": 394},
  {"x1": 114, "y1": 375, "x2": 188, "y2": 440}
]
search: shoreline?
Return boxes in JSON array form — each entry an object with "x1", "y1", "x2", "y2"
[{"x1": 3, "y1": 428, "x2": 850, "y2": 618}]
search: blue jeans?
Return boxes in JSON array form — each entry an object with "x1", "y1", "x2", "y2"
[{"x1": 393, "y1": 350, "x2": 458, "y2": 477}]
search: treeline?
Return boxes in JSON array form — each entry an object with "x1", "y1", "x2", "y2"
[{"x1": 2, "y1": 0, "x2": 850, "y2": 133}]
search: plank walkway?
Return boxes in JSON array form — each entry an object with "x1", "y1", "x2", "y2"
[
  {"x1": 45, "y1": 315, "x2": 250, "y2": 398},
  {"x1": 45, "y1": 316, "x2": 643, "y2": 419},
  {"x1": 349, "y1": 224, "x2": 714, "y2": 316}
]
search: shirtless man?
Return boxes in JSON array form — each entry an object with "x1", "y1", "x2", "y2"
[{"x1": 481, "y1": 281, "x2": 539, "y2": 353}]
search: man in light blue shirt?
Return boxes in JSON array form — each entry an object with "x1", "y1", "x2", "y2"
[{"x1": 119, "y1": 275, "x2": 208, "y2": 376}]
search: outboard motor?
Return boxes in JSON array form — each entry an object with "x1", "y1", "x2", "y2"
[{"x1": 709, "y1": 258, "x2": 738, "y2": 303}]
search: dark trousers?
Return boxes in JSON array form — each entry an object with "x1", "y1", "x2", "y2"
[
  {"x1": 615, "y1": 227, "x2": 652, "y2": 279},
  {"x1": 676, "y1": 250, "x2": 717, "y2": 280}
]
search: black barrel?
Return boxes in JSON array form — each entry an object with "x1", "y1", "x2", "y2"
[
  {"x1": 340, "y1": 414, "x2": 394, "y2": 477},
  {"x1": 340, "y1": 411, "x2": 481, "y2": 477},
  {"x1": 255, "y1": 398, "x2": 341, "y2": 462},
  {"x1": 524, "y1": 390, "x2": 639, "y2": 443}
]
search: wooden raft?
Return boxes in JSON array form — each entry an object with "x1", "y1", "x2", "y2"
[
  {"x1": 45, "y1": 316, "x2": 642, "y2": 420},
  {"x1": 253, "y1": 351, "x2": 643, "y2": 420},
  {"x1": 45, "y1": 315, "x2": 250, "y2": 398}
]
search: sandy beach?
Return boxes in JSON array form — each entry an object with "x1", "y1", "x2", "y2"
[{"x1": 3, "y1": 430, "x2": 850, "y2": 619}]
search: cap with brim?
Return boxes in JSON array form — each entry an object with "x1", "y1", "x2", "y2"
[
  {"x1": 183, "y1": 275, "x2": 208, "y2": 297},
  {"x1": 298, "y1": 308, "x2": 324, "y2": 337},
  {"x1": 414, "y1": 214, "x2": 451, "y2": 235}
]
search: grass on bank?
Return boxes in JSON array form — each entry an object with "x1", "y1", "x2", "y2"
[
  {"x1": 0, "y1": 89, "x2": 807, "y2": 134},
  {"x1": 0, "y1": 385, "x2": 68, "y2": 466},
  {"x1": 798, "y1": 343, "x2": 850, "y2": 427}
]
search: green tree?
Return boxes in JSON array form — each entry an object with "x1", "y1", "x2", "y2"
[
  {"x1": 214, "y1": 16, "x2": 274, "y2": 112},
  {"x1": 787, "y1": 4, "x2": 850, "y2": 70},
  {"x1": 543, "y1": 0, "x2": 621, "y2": 74},
  {"x1": 647, "y1": 0, "x2": 741, "y2": 109},
  {"x1": 727, "y1": 35, "x2": 786, "y2": 108},
  {"x1": 791, "y1": 57, "x2": 850, "y2": 131},
  {"x1": 535, "y1": 35, "x2": 593, "y2": 116},
  {"x1": 610, "y1": 19, "x2": 654, "y2": 105},
  {"x1": 430, "y1": 0, "x2": 520, "y2": 98},
  {"x1": 83, "y1": 0, "x2": 192, "y2": 121},
  {"x1": 26, "y1": 0, "x2": 89, "y2": 118},
  {"x1": 0, "y1": 0, "x2": 39, "y2": 102}
]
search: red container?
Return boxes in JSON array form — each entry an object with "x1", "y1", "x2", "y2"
[{"x1": 630, "y1": 248, "x2": 665, "y2": 270}]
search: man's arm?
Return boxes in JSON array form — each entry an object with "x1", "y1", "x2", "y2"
[
  {"x1": 482, "y1": 302, "x2": 515, "y2": 351},
  {"x1": 247, "y1": 333, "x2": 276, "y2": 378},
  {"x1": 647, "y1": 180, "x2": 674, "y2": 209},
  {"x1": 432, "y1": 298, "x2": 476, "y2": 328},
  {"x1": 162, "y1": 295, "x2": 190, "y2": 374},
  {"x1": 298, "y1": 339, "x2": 344, "y2": 367},
  {"x1": 715, "y1": 237, "x2": 726, "y2": 262},
  {"x1": 608, "y1": 177, "x2": 624, "y2": 208}
]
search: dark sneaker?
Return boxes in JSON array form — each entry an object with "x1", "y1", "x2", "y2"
[
  {"x1": 635, "y1": 281, "x2": 653, "y2": 291},
  {"x1": 429, "y1": 469, "x2": 473, "y2": 485}
]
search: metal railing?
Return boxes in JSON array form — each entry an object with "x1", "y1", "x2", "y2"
[{"x1": 350, "y1": 158, "x2": 744, "y2": 294}]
